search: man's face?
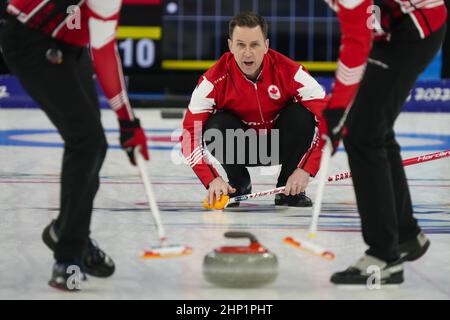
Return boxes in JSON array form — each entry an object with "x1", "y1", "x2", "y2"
[{"x1": 228, "y1": 26, "x2": 269, "y2": 80}]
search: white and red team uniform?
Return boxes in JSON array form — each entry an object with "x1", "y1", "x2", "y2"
[
  {"x1": 325, "y1": 0, "x2": 447, "y2": 110},
  {"x1": 326, "y1": 0, "x2": 447, "y2": 280},
  {"x1": 6, "y1": 0, "x2": 135, "y2": 121},
  {"x1": 182, "y1": 49, "x2": 329, "y2": 188}
]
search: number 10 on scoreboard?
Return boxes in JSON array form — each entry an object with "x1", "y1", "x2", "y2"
[{"x1": 118, "y1": 38, "x2": 157, "y2": 70}]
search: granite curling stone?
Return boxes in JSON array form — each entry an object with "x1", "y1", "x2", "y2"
[{"x1": 203, "y1": 231, "x2": 278, "y2": 288}]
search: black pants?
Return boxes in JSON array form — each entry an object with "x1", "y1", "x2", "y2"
[
  {"x1": 0, "y1": 19, "x2": 108, "y2": 262},
  {"x1": 344, "y1": 22, "x2": 447, "y2": 262},
  {"x1": 203, "y1": 103, "x2": 316, "y2": 191}
]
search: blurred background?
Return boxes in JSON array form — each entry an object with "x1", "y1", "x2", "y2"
[{"x1": 1, "y1": 0, "x2": 449, "y2": 110}]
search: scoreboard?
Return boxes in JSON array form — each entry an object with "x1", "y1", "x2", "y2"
[
  {"x1": 118, "y1": 0, "x2": 163, "y2": 73},
  {"x1": 119, "y1": 0, "x2": 340, "y2": 74},
  {"x1": 2, "y1": 1, "x2": 342, "y2": 74}
]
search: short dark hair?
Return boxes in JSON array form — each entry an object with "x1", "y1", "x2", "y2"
[{"x1": 229, "y1": 11, "x2": 268, "y2": 39}]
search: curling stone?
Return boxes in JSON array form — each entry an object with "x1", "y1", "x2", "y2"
[{"x1": 203, "y1": 231, "x2": 278, "y2": 288}]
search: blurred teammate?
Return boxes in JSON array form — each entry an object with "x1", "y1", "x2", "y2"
[
  {"x1": 323, "y1": 0, "x2": 447, "y2": 284},
  {"x1": 182, "y1": 12, "x2": 328, "y2": 208},
  {"x1": 0, "y1": 0, "x2": 149, "y2": 291}
]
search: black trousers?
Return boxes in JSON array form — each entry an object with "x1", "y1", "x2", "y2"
[
  {"x1": 344, "y1": 22, "x2": 447, "y2": 262},
  {"x1": 0, "y1": 19, "x2": 108, "y2": 262},
  {"x1": 203, "y1": 103, "x2": 316, "y2": 191}
]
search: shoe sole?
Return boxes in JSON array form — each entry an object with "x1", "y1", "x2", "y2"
[
  {"x1": 275, "y1": 204, "x2": 313, "y2": 208},
  {"x1": 400, "y1": 240, "x2": 430, "y2": 262},
  {"x1": 83, "y1": 266, "x2": 115, "y2": 278},
  {"x1": 330, "y1": 273, "x2": 404, "y2": 285},
  {"x1": 226, "y1": 203, "x2": 240, "y2": 208},
  {"x1": 48, "y1": 281, "x2": 80, "y2": 292}
]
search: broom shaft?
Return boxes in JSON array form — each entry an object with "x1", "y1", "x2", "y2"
[
  {"x1": 228, "y1": 149, "x2": 450, "y2": 205},
  {"x1": 309, "y1": 137, "x2": 332, "y2": 236},
  {"x1": 327, "y1": 149, "x2": 450, "y2": 182},
  {"x1": 135, "y1": 149, "x2": 166, "y2": 240}
]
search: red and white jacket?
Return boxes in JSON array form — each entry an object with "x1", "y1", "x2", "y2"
[
  {"x1": 325, "y1": 0, "x2": 447, "y2": 110},
  {"x1": 6, "y1": 0, "x2": 134, "y2": 121},
  {"x1": 182, "y1": 49, "x2": 328, "y2": 189}
]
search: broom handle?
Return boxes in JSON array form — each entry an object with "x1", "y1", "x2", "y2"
[
  {"x1": 227, "y1": 149, "x2": 450, "y2": 206},
  {"x1": 135, "y1": 148, "x2": 166, "y2": 240},
  {"x1": 308, "y1": 137, "x2": 332, "y2": 238},
  {"x1": 327, "y1": 149, "x2": 450, "y2": 182}
]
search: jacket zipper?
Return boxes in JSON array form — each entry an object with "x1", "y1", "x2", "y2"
[
  {"x1": 243, "y1": 72, "x2": 265, "y2": 126},
  {"x1": 253, "y1": 83, "x2": 265, "y2": 125}
]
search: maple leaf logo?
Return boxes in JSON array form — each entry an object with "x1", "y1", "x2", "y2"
[{"x1": 268, "y1": 85, "x2": 280, "y2": 100}]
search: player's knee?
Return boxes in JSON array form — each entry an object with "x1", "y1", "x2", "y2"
[
  {"x1": 71, "y1": 122, "x2": 107, "y2": 155},
  {"x1": 204, "y1": 111, "x2": 242, "y2": 133},
  {"x1": 344, "y1": 128, "x2": 385, "y2": 153},
  {"x1": 96, "y1": 132, "x2": 108, "y2": 159},
  {"x1": 277, "y1": 104, "x2": 315, "y2": 138},
  {"x1": 343, "y1": 128, "x2": 363, "y2": 148}
]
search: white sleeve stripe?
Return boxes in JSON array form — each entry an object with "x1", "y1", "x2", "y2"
[
  {"x1": 337, "y1": 61, "x2": 366, "y2": 74},
  {"x1": 336, "y1": 74, "x2": 364, "y2": 86},
  {"x1": 185, "y1": 146, "x2": 203, "y2": 161},
  {"x1": 336, "y1": 61, "x2": 366, "y2": 86},
  {"x1": 297, "y1": 127, "x2": 318, "y2": 167},
  {"x1": 110, "y1": 91, "x2": 129, "y2": 105},
  {"x1": 408, "y1": 12, "x2": 425, "y2": 38},
  {"x1": 188, "y1": 153, "x2": 204, "y2": 167},
  {"x1": 185, "y1": 146, "x2": 202, "y2": 162},
  {"x1": 109, "y1": 92, "x2": 122, "y2": 106},
  {"x1": 336, "y1": 69, "x2": 364, "y2": 80},
  {"x1": 109, "y1": 91, "x2": 129, "y2": 110},
  {"x1": 395, "y1": 0, "x2": 444, "y2": 12},
  {"x1": 23, "y1": 0, "x2": 50, "y2": 23},
  {"x1": 6, "y1": 5, "x2": 21, "y2": 16},
  {"x1": 114, "y1": 47, "x2": 134, "y2": 119}
]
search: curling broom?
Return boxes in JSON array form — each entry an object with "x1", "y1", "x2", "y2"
[
  {"x1": 283, "y1": 137, "x2": 335, "y2": 260},
  {"x1": 135, "y1": 148, "x2": 192, "y2": 259},
  {"x1": 204, "y1": 149, "x2": 450, "y2": 210}
]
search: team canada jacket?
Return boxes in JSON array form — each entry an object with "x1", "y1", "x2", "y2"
[
  {"x1": 326, "y1": 0, "x2": 447, "y2": 110},
  {"x1": 6, "y1": 0, "x2": 135, "y2": 120},
  {"x1": 181, "y1": 49, "x2": 329, "y2": 188}
]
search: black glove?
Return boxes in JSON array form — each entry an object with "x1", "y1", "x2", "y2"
[
  {"x1": 322, "y1": 107, "x2": 347, "y2": 155},
  {"x1": 119, "y1": 118, "x2": 149, "y2": 165}
]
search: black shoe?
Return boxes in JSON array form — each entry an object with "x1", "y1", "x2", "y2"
[
  {"x1": 330, "y1": 255, "x2": 404, "y2": 285},
  {"x1": 275, "y1": 192, "x2": 312, "y2": 207},
  {"x1": 227, "y1": 181, "x2": 252, "y2": 208},
  {"x1": 42, "y1": 219, "x2": 58, "y2": 251},
  {"x1": 399, "y1": 232, "x2": 430, "y2": 262},
  {"x1": 48, "y1": 261, "x2": 85, "y2": 291},
  {"x1": 83, "y1": 239, "x2": 115, "y2": 277},
  {"x1": 42, "y1": 220, "x2": 115, "y2": 278}
]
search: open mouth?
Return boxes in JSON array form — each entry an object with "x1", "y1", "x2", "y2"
[{"x1": 243, "y1": 61, "x2": 254, "y2": 67}]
